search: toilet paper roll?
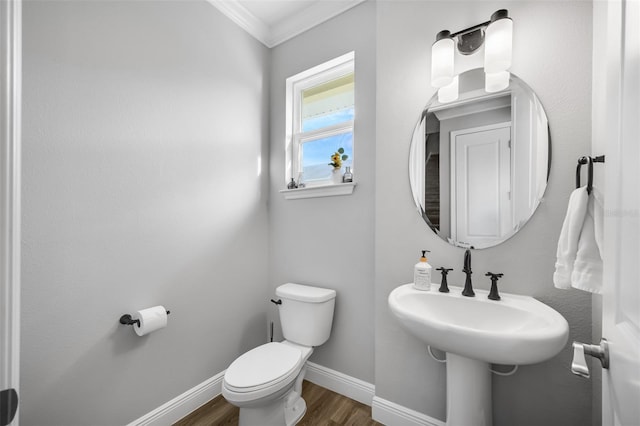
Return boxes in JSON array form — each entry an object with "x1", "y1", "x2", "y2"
[{"x1": 133, "y1": 305, "x2": 168, "y2": 336}]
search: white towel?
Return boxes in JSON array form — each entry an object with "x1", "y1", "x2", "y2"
[
  {"x1": 553, "y1": 187, "x2": 589, "y2": 289},
  {"x1": 571, "y1": 187, "x2": 604, "y2": 293}
]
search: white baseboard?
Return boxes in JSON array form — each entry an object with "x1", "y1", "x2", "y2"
[
  {"x1": 126, "y1": 371, "x2": 225, "y2": 426},
  {"x1": 125, "y1": 363, "x2": 375, "y2": 426},
  {"x1": 127, "y1": 364, "x2": 439, "y2": 426},
  {"x1": 305, "y1": 361, "x2": 375, "y2": 406},
  {"x1": 371, "y1": 396, "x2": 445, "y2": 426}
]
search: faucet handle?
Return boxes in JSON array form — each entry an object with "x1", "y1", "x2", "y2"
[
  {"x1": 436, "y1": 268, "x2": 453, "y2": 293},
  {"x1": 485, "y1": 272, "x2": 503, "y2": 300}
]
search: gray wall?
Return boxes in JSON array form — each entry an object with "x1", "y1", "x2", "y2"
[
  {"x1": 21, "y1": 1, "x2": 270, "y2": 425},
  {"x1": 268, "y1": 1, "x2": 376, "y2": 384},
  {"x1": 375, "y1": 1, "x2": 594, "y2": 425}
]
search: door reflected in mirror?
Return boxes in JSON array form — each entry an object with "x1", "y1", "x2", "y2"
[{"x1": 409, "y1": 69, "x2": 550, "y2": 249}]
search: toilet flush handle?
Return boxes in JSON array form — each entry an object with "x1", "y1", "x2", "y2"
[{"x1": 270, "y1": 299, "x2": 282, "y2": 305}]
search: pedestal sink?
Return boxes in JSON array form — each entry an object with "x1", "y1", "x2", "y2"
[{"x1": 388, "y1": 283, "x2": 569, "y2": 426}]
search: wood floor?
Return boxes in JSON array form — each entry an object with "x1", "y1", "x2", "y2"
[{"x1": 173, "y1": 380, "x2": 382, "y2": 426}]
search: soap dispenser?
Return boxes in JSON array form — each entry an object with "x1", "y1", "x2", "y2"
[{"x1": 413, "y1": 250, "x2": 432, "y2": 291}]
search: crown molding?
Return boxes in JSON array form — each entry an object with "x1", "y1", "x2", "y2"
[
  {"x1": 268, "y1": 0, "x2": 366, "y2": 47},
  {"x1": 207, "y1": 0, "x2": 271, "y2": 46},
  {"x1": 207, "y1": 0, "x2": 367, "y2": 48}
]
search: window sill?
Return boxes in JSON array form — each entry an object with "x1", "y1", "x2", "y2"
[{"x1": 280, "y1": 182, "x2": 356, "y2": 200}]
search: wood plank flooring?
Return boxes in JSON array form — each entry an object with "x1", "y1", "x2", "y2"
[{"x1": 173, "y1": 380, "x2": 382, "y2": 426}]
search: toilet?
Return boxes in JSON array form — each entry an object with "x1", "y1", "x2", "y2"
[{"x1": 222, "y1": 283, "x2": 337, "y2": 426}]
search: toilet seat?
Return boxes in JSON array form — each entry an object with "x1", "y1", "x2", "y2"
[{"x1": 223, "y1": 342, "x2": 303, "y2": 397}]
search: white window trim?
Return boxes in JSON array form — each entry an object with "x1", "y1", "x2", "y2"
[
  {"x1": 279, "y1": 182, "x2": 356, "y2": 200},
  {"x1": 284, "y1": 51, "x2": 355, "y2": 194}
]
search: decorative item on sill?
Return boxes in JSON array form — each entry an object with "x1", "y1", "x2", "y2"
[
  {"x1": 331, "y1": 168, "x2": 343, "y2": 184},
  {"x1": 343, "y1": 166, "x2": 353, "y2": 183},
  {"x1": 297, "y1": 172, "x2": 305, "y2": 188},
  {"x1": 329, "y1": 147, "x2": 348, "y2": 184},
  {"x1": 287, "y1": 177, "x2": 298, "y2": 189}
]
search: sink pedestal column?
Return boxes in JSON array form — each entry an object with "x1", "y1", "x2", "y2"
[{"x1": 446, "y1": 353, "x2": 492, "y2": 426}]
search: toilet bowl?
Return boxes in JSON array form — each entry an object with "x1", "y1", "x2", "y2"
[
  {"x1": 223, "y1": 341, "x2": 312, "y2": 425},
  {"x1": 222, "y1": 283, "x2": 336, "y2": 426}
]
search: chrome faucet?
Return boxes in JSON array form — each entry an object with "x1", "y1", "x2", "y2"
[{"x1": 462, "y1": 249, "x2": 475, "y2": 297}]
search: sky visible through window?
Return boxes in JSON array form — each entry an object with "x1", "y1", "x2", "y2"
[{"x1": 301, "y1": 107, "x2": 354, "y2": 181}]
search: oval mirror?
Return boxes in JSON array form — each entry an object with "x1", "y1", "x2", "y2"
[{"x1": 409, "y1": 69, "x2": 550, "y2": 249}]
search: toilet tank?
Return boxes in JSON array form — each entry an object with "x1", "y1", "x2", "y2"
[{"x1": 276, "y1": 283, "x2": 336, "y2": 347}]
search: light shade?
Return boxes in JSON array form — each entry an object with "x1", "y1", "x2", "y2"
[
  {"x1": 438, "y1": 75, "x2": 459, "y2": 103},
  {"x1": 431, "y1": 32, "x2": 455, "y2": 88},
  {"x1": 485, "y1": 71, "x2": 510, "y2": 93},
  {"x1": 484, "y1": 15, "x2": 513, "y2": 73}
]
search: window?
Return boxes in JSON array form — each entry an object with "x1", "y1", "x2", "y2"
[{"x1": 286, "y1": 52, "x2": 355, "y2": 188}]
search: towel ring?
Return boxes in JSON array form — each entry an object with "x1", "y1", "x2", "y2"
[{"x1": 576, "y1": 155, "x2": 605, "y2": 195}]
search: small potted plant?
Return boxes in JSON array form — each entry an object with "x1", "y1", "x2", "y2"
[{"x1": 329, "y1": 148, "x2": 348, "y2": 183}]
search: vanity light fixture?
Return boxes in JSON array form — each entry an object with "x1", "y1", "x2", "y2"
[
  {"x1": 431, "y1": 30, "x2": 456, "y2": 88},
  {"x1": 431, "y1": 9, "x2": 513, "y2": 100}
]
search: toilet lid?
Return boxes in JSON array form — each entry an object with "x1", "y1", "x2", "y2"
[{"x1": 224, "y1": 342, "x2": 302, "y2": 391}]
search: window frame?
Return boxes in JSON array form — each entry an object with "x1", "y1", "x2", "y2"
[{"x1": 285, "y1": 51, "x2": 355, "y2": 187}]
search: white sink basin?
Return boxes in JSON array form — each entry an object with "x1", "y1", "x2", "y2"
[{"x1": 388, "y1": 283, "x2": 569, "y2": 365}]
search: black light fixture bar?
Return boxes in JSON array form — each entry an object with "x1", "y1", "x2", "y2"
[
  {"x1": 449, "y1": 20, "x2": 491, "y2": 39},
  {"x1": 449, "y1": 9, "x2": 509, "y2": 37},
  {"x1": 435, "y1": 10, "x2": 509, "y2": 55}
]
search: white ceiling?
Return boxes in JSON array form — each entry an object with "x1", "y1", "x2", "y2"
[{"x1": 207, "y1": 0, "x2": 367, "y2": 48}]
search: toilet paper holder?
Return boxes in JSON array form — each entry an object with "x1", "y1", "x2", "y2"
[{"x1": 119, "y1": 310, "x2": 170, "y2": 327}]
